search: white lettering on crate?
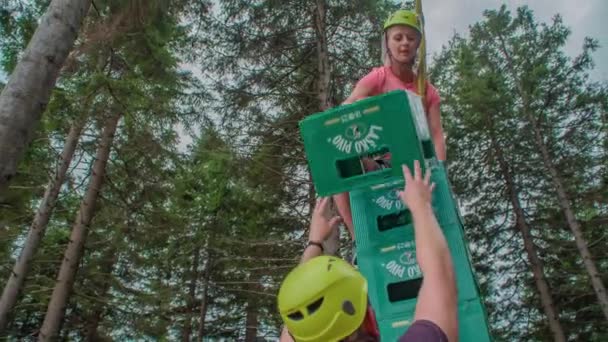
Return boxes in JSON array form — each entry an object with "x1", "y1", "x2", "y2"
[{"x1": 328, "y1": 124, "x2": 383, "y2": 154}]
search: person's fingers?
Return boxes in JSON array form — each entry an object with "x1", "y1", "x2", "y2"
[
  {"x1": 414, "y1": 160, "x2": 421, "y2": 180},
  {"x1": 317, "y1": 197, "x2": 329, "y2": 212},
  {"x1": 313, "y1": 197, "x2": 322, "y2": 211},
  {"x1": 424, "y1": 168, "x2": 431, "y2": 185},
  {"x1": 430, "y1": 182, "x2": 436, "y2": 193},
  {"x1": 329, "y1": 216, "x2": 342, "y2": 228},
  {"x1": 402, "y1": 164, "x2": 412, "y2": 182}
]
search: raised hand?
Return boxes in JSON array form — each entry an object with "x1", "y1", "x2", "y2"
[
  {"x1": 309, "y1": 197, "x2": 342, "y2": 242},
  {"x1": 398, "y1": 160, "x2": 435, "y2": 212}
]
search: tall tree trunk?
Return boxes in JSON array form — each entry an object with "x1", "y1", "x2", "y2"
[
  {"x1": 498, "y1": 32, "x2": 608, "y2": 321},
  {"x1": 196, "y1": 281, "x2": 209, "y2": 342},
  {"x1": 312, "y1": 0, "x2": 340, "y2": 256},
  {"x1": 0, "y1": 116, "x2": 87, "y2": 332},
  {"x1": 495, "y1": 33, "x2": 602, "y2": 331},
  {"x1": 182, "y1": 248, "x2": 200, "y2": 342},
  {"x1": 313, "y1": 0, "x2": 330, "y2": 111},
  {"x1": 0, "y1": 0, "x2": 92, "y2": 194},
  {"x1": 84, "y1": 250, "x2": 118, "y2": 341},
  {"x1": 38, "y1": 113, "x2": 121, "y2": 341},
  {"x1": 490, "y1": 130, "x2": 567, "y2": 342},
  {"x1": 527, "y1": 114, "x2": 608, "y2": 322},
  {"x1": 244, "y1": 301, "x2": 258, "y2": 342},
  {"x1": 85, "y1": 199, "x2": 137, "y2": 340},
  {"x1": 244, "y1": 269, "x2": 261, "y2": 342},
  {"x1": 197, "y1": 251, "x2": 212, "y2": 342}
]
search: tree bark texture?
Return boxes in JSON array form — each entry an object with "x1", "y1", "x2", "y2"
[
  {"x1": 491, "y1": 133, "x2": 567, "y2": 342},
  {"x1": 312, "y1": 0, "x2": 340, "y2": 256},
  {"x1": 38, "y1": 113, "x2": 120, "y2": 341},
  {"x1": 182, "y1": 248, "x2": 200, "y2": 342},
  {"x1": 84, "y1": 250, "x2": 118, "y2": 341},
  {"x1": 0, "y1": 0, "x2": 92, "y2": 193},
  {"x1": 0, "y1": 116, "x2": 86, "y2": 333},
  {"x1": 197, "y1": 250, "x2": 212, "y2": 342},
  {"x1": 529, "y1": 113, "x2": 608, "y2": 322}
]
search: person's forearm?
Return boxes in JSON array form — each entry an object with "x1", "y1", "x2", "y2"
[
  {"x1": 300, "y1": 245, "x2": 323, "y2": 263},
  {"x1": 410, "y1": 204, "x2": 451, "y2": 273},
  {"x1": 433, "y1": 132, "x2": 447, "y2": 161},
  {"x1": 280, "y1": 327, "x2": 294, "y2": 342},
  {"x1": 333, "y1": 193, "x2": 354, "y2": 239}
]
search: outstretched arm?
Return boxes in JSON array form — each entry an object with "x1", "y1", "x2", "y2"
[
  {"x1": 280, "y1": 328, "x2": 294, "y2": 342},
  {"x1": 280, "y1": 197, "x2": 341, "y2": 341},
  {"x1": 399, "y1": 161, "x2": 457, "y2": 341},
  {"x1": 333, "y1": 83, "x2": 373, "y2": 239},
  {"x1": 300, "y1": 197, "x2": 342, "y2": 263}
]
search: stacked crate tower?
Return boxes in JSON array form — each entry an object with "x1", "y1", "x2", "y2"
[{"x1": 299, "y1": 90, "x2": 492, "y2": 341}]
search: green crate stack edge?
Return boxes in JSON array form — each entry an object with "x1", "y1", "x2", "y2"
[{"x1": 351, "y1": 164, "x2": 492, "y2": 341}]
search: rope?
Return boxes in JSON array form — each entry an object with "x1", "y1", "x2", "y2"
[{"x1": 415, "y1": 0, "x2": 427, "y2": 100}]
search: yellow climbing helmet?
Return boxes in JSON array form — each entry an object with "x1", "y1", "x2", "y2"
[
  {"x1": 277, "y1": 256, "x2": 368, "y2": 342},
  {"x1": 383, "y1": 9, "x2": 421, "y2": 34}
]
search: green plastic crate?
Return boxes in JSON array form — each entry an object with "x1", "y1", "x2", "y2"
[
  {"x1": 357, "y1": 234, "x2": 422, "y2": 319},
  {"x1": 350, "y1": 178, "x2": 411, "y2": 251},
  {"x1": 443, "y1": 223, "x2": 482, "y2": 302},
  {"x1": 297, "y1": 86, "x2": 491, "y2": 340},
  {"x1": 376, "y1": 308, "x2": 416, "y2": 341},
  {"x1": 428, "y1": 163, "x2": 462, "y2": 226},
  {"x1": 299, "y1": 90, "x2": 430, "y2": 196},
  {"x1": 352, "y1": 166, "x2": 482, "y2": 320},
  {"x1": 349, "y1": 164, "x2": 461, "y2": 253},
  {"x1": 374, "y1": 297, "x2": 492, "y2": 341},
  {"x1": 458, "y1": 297, "x2": 493, "y2": 341},
  {"x1": 355, "y1": 225, "x2": 480, "y2": 320}
]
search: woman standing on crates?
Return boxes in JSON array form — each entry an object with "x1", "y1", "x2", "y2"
[{"x1": 336, "y1": 9, "x2": 447, "y2": 240}]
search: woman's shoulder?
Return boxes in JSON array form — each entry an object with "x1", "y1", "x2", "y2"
[
  {"x1": 356, "y1": 66, "x2": 389, "y2": 93},
  {"x1": 425, "y1": 80, "x2": 441, "y2": 98},
  {"x1": 425, "y1": 79, "x2": 439, "y2": 91},
  {"x1": 424, "y1": 80, "x2": 441, "y2": 107},
  {"x1": 363, "y1": 65, "x2": 389, "y2": 78}
]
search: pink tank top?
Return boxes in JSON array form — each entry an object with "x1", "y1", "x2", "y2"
[{"x1": 356, "y1": 66, "x2": 441, "y2": 112}]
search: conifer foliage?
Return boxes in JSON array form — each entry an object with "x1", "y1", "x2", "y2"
[{"x1": 0, "y1": 1, "x2": 606, "y2": 340}]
